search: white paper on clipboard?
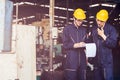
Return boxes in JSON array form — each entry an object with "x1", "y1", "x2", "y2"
[{"x1": 85, "y1": 43, "x2": 96, "y2": 57}]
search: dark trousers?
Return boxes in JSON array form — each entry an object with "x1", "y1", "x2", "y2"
[
  {"x1": 65, "y1": 67, "x2": 86, "y2": 80},
  {"x1": 94, "y1": 66, "x2": 113, "y2": 80}
]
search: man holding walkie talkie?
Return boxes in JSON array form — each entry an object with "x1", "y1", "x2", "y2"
[{"x1": 92, "y1": 9, "x2": 118, "y2": 80}]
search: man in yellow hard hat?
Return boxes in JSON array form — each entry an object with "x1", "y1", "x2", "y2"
[
  {"x1": 91, "y1": 9, "x2": 117, "y2": 80},
  {"x1": 63, "y1": 8, "x2": 87, "y2": 80}
]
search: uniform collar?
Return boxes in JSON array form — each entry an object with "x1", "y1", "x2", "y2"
[{"x1": 72, "y1": 23, "x2": 82, "y2": 29}]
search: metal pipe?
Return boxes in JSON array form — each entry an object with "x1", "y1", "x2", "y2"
[
  {"x1": 66, "y1": 0, "x2": 69, "y2": 25},
  {"x1": 49, "y1": 0, "x2": 54, "y2": 71},
  {"x1": 16, "y1": 3, "x2": 18, "y2": 24}
]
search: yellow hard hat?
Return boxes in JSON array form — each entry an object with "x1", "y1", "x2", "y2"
[
  {"x1": 96, "y1": 9, "x2": 109, "y2": 22},
  {"x1": 73, "y1": 8, "x2": 86, "y2": 20}
]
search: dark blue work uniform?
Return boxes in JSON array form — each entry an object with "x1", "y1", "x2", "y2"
[
  {"x1": 63, "y1": 23, "x2": 87, "y2": 80},
  {"x1": 92, "y1": 23, "x2": 117, "y2": 80}
]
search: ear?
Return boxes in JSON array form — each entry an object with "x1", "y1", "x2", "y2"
[
  {"x1": 73, "y1": 17, "x2": 75, "y2": 20},
  {"x1": 96, "y1": 19, "x2": 97, "y2": 22}
]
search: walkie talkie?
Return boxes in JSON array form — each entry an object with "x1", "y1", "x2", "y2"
[{"x1": 98, "y1": 27, "x2": 101, "y2": 30}]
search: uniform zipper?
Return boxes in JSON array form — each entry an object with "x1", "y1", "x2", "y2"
[{"x1": 77, "y1": 29, "x2": 81, "y2": 66}]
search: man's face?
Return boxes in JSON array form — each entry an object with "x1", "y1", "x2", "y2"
[
  {"x1": 96, "y1": 19, "x2": 106, "y2": 28},
  {"x1": 74, "y1": 18, "x2": 84, "y2": 27}
]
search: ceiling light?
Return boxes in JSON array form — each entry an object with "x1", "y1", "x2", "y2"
[
  {"x1": 114, "y1": 18, "x2": 118, "y2": 21},
  {"x1": 90, "y1": 25, "x2": 93, "y2": 27},
  {"x1": 89, "y1": 16, "x2": 94, "y2": 18},
  {"x1": 89, "y1": 21, "x2": 93, "y2": 24},
  {"x1": 24, "y1": 2, "x2": 35, "y2": 5},
  {"x1": 89, "y1": 4, "x2": 100, "y2": 7},
  {"x1": 13, "y1": 15, "x2": 35, "y2": 22},
  {"x1": 101, "y1": 4, "x2": 116, "y2": 7},
  {"x1": 82, "y1": 24, "x2": 87, "y2": 27},
  {"x1": 13, "y1": 2, "x2": 24, "y2": 6}
]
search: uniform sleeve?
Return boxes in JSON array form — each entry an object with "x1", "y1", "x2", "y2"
[
  {"x1": 103, "y1": 27, "x2": 117, "y2": 48},
  {"x1": 62, "y1": 27, "x2": 74, "y2": 50}
]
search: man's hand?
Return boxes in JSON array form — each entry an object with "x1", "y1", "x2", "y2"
[
  {"x1": 73, "y1": 42, "x2": 86, "y2": 48},
  {"x1": 97, "y1": 28, "x2": 107, "y2": 40}
]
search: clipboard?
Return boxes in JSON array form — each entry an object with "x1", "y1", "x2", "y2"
[{"x1": 85, "y1": 43, "x2": 96, "y2": 57}]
